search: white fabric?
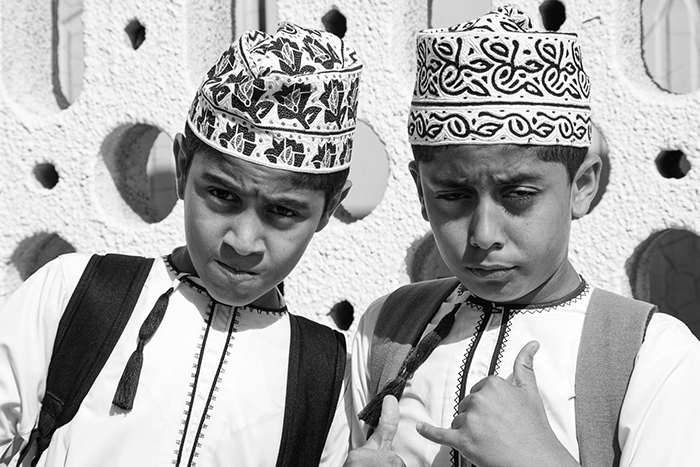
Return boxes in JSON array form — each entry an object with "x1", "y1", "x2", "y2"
[
  {"x1": 0, "y1": 253, "x2": 350, "y2": 467},
  {"x1": 350, "y1": 284, "x2": 700, "y2": 466}
]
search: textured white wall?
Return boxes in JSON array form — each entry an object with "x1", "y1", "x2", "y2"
[{"x1": 1, "y1": 0, "x2": 698, "y2": 336}]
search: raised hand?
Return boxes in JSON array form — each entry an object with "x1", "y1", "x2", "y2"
[
  {"x1": 416, "y1": 341, "x2": 579, "y2": 467},
  {"x1": 344, "y1": 395, "x2": 406, "y2": 467}
]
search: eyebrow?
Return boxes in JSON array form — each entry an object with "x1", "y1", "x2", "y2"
[
  {"x1": 273, "y1": 197, "x2": 313, "y2": 211},
  {"x1": 200, "y1": 172, "x2": 235, "y2": 189},
  {"x1": 200, "y1": 172, "x2": 313, "y2": 211},
  {"x1": 495, "y1": 173, "x2": 545, "y2": 185},
  {"x1": 431, "y1": 172, "x2": 545, "y2": 188}
]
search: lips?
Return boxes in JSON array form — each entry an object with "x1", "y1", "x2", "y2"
[
  {"x1": 216, "y1": 260, "x2": 259, "y2": 277},
  {"x1": 467, "y1": 265, "x2": 515, "y2": 279}
]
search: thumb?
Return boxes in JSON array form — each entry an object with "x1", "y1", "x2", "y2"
[
  {"x1": 364, "y1": 395, "x2": 400, "y2": 451},
  {"x1": 512, "y1": 340, "x2": 540, "y2": 391}
]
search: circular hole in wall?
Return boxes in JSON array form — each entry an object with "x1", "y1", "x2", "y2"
[
  {"x1": 539, "y1": 0, "x2": 566, "y2": 31},
  {"x1": 642, "y1": 0, "x2": 700, "y2": 93},
  {"x1": 58, "y1": 0, "x2": 84, "y2": 104},
  {"x1": 147, "y1": 132, "x2": 178, "y2": 222},
  {"x1": 406, "y1": 232, "x2": 453, "y2": 283},
  {"x1": 34, "y1": 163, "x2": 60, "y2": 189},
  {"x1": 322, "y1": 8, "x2": 347, "y2": 38},
  {"x1": 328, "y1": 300, "x2": 354, "y2": 330},
  {"x1": 125, "y1": 19, "x2": 146, "y2": 50},
  {"x1": 656, "y1": 149, "x2": 691, "y2": 179},
  {"x1": 628, "y1": 229, "x2": 700, "y2": 339},
  {"x1": 337, "y1": 120, "x2": 389, "y2": 222},
  {"x1": 11, "y1": 232, "x2": 76, "y2": 281},
  {"x1": 98, "y1": 124, "x2": 177, "y2": 224},
  {"x1": 587, "y1": 125, "x2": 610, "y2": 213},
  {"x1": 430, "y1": 0, "x2": 491, "y2": 27}
]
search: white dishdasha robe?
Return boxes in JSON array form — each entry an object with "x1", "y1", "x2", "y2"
[
  {"x1": 0, "y1": 253, "x2": 350, "y2": 467},
  {"x1": 350, "y1": 282, "x2": 700, "y2": 467}
]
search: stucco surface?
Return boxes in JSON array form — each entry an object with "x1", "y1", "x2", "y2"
[{"x1": 0, "y1": 0, "x2": 698, "y2": 335}]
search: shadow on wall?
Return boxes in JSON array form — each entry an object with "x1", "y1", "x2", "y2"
[
  {"x1": 627, "y1": 228, "x2": 700, "y2": 339},
  {"x1": 406, "y1": 232, "x2": 453, "y2": 283},
  {"x1": 11, "y1": 233, "x2": 76, "y2": 281}
]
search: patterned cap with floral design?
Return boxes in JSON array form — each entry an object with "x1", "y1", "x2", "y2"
[
  {"x1": 188, "y1": 22, "x2": 363, "y2": 173},
  {"x1": 408, "y1": 6, "x2": 591, "y2": 147}
]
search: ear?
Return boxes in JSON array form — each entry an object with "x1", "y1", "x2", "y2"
[
  {"x1": 173, "y1": 133, "x2": 189, "y2": 200},
  {"x1": 571, "y1": 152, "x2": 602, "y2": 219},
  {"x1": 409, "y1": 160, "x2": 429, "y2": 221},
  {"x1": 315, "y1": 179, "x2": 353, "y2": 232}
]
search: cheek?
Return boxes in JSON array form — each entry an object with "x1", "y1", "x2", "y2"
[
  {"x1": 268, "y1": 226, "x2": 316, "y2": 265},
  {"x1": 525, "y1": 216, "x2": 570, "y2": 266},
  {"x1": 432, "y1": 221, "x2": 468, "y2": 258}
]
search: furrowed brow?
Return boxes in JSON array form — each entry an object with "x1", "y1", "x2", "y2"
[
  {"x1": 270, "y1": 196, "x2": 312, "y2": 212},
  {"x1": 431, "y1": 177, "x2": 472, "y2": 189},
  {"x1": 496, "y1": 173, "x2": 544, "y2": 185},
  {"x1": 200, "y1": 172, "x2": 236, "y2": 188}
]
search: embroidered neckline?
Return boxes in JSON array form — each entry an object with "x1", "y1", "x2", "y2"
[
  {"x1": 459, "y1": 277, "x2": 590, "y2": 313},
  {"x1": 163, "y1": 254, "x2": 288, "y2": 315}
]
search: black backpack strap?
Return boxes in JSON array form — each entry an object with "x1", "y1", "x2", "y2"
[
  {"x1": 19, "y1": 253, "x2": 154, "y2": 466},
  {"x1": 275, "y1": 314, "x2": 346, "y2": 467},
  {"x1": 370, "y1": 278, "x2": 460, "y2": 396},
  {"x1": 575, "y1": 289, "x2": 656, "y2": 467}
]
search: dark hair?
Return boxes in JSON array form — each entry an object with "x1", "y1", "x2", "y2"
[
  {"x1": 183, "y1": 125, "x2": 349, "y2": 212},
  {"x1": 411, "y1": 143, "x2": 588, "y2": 183}
]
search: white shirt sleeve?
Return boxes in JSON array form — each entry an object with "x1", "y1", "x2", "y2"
[
  {"x1": 618, "y1": 312, "x2": 700, "y2": 467},
  {"x1": 0, "y1": 254, "x2": 89, "y2": 466},
  {"x1": 318, "y1": 351, "x2": 352, "y2": 467},
  {"x1": 348, "y1": 295, "x2": 388, "y2": 450}
]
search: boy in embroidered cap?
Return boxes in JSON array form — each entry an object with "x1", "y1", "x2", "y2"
[
  {"x1": 346, "y1": 6, "x2": 700, "y2": 467},
  {"x1": 0, "y1": 23, "x2": 361, "y2": 467}
]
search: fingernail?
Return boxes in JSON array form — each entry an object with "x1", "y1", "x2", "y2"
[{"x1": 416, "y1": 423, "x2": 423, "y2": 431}]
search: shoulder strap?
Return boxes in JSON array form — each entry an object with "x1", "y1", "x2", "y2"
[
  {"x1": 575, "y1": 288, "x2": 656, "y2": 467},
  {"x1": 370, "y1": 278, "x2": 460, "y2": 397},
  {"x1": 20, "y1": 253, "x2": 154, "y2": 466},
  {"x1": 275, "y1": 314, "x2": 347, "y2": 467}
]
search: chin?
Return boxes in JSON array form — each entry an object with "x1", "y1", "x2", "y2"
[
  {"x1": 209, "y1": 292, "x2": 250, "y2": 307},
  {"x1": 460, "y1": 279, "x2": 523, "y2": 303},
  {"x1": 206, "y1": 283, "x2": 258, "y2": 307}
]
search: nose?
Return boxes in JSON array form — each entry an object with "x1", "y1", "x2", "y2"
[
  {"x1": 224, "y1": 209, "x2": 265, "y2": 257},
  {"x1": 469, "y1": 198, "x2": 505, "y2": 251}
]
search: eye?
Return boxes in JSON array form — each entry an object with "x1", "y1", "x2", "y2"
[
  {"x1": 269, "y1": 205, "x2": 297, "y2": 218},
  {"x1": 209, "y1": 188, "x2": 235, "y2": 201},
  {"x1": 504, "y1": 188, "x2": 538, "y2": 203}
]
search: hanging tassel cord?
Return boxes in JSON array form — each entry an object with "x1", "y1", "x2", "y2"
[
  {"x1": 112, "y1": 274, "x2": 188, "y2": 411},
  {"x1": 358, "y1": 302, "x2": 462, "y2": 429}
]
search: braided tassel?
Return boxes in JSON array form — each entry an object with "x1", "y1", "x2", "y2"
[
  {"x1": 112, "y1": 286, "x2": 174, "y2": 410},
  {"x1": 358, "y1": 302, "x2": 461, "y2": 429},
  {"x1": 357, "y1": 372, "x2": 409, "y2": 429}
]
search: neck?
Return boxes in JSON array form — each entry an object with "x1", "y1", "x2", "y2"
[
  {"x1": 249, "y1": 287, "x2": 283, "y2": 309},
  {"x1": 503, "y1": 262, "x2": 582, "y2": 306}
]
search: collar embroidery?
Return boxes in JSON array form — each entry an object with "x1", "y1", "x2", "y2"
[
  {"x1": 457, "y1": 278, "x2": 590, "y2": 313},
  {"x1": 163, "y1": 255, "x2": 288, "y2": 315}
]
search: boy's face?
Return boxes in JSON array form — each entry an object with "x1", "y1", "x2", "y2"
[
  {"x1": 173, "y1": 136, "x2": 341, "y2": 308},
  {"x1": 410, "y1": 144, "x2": 599, "y2": 304}
]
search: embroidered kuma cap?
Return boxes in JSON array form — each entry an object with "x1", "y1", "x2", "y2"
[
  {"x1": 188, "y1": 22, "x2": 363, "y2": 173},
  {"x1": 408, "y1": 6, "x2": 591, "y2": 147}
]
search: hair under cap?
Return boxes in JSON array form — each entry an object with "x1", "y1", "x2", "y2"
[
  {"x1": 408, "y1": 6, "x2": 591, "y2": 147},
  {"x1": 187, "y1": 22, "x2": 363, "y2": 173}
]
